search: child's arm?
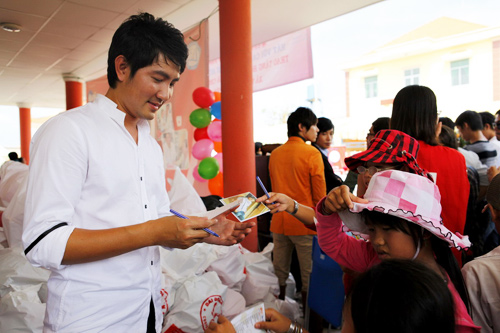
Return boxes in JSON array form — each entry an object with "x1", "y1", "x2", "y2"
[{"x1": 315, "y1": 197, "x2": 377, "y2": 273}]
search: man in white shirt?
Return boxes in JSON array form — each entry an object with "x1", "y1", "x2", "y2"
[
  {"x1": 22, "y1": 13, "x2": 254, "y2": 333},
  {"x1": 462, "y1": 173, "x2": 500, "y2": 332}
]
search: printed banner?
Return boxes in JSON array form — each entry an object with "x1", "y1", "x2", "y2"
[{"x1": 209, "y1": 27, "x2": 313, "y2": 92}]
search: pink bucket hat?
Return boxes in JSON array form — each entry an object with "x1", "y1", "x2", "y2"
[{"x1": 338, "y1": 170, "x2": 471, "y2": 250}]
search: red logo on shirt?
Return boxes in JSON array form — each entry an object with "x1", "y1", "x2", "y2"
[{"x1": 200, "y1": 295, "x2": 223, "y2": 330}]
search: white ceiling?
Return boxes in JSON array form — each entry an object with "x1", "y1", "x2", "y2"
[{"x1": 0, "y1": 0, "x2": 381, "y2": 109}]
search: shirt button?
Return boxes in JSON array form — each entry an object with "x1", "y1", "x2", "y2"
[{"x1": 145, "y1": 205, "x2": 147, "y2": 209}]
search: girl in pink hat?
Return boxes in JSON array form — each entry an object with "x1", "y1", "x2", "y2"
[{"x1": 315, "y1": 169, "x2": 479, "y2": 332}]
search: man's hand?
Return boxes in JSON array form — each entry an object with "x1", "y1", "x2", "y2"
[
  {"x1": 204, "y1": 315, "x2": 236, "y2": 333},
  {"x1": 322, "y1": 185, "x2": 368, "y2": 215},
  {"x1": 152, "y1": 215, "x2": 216, "y2": 249},
  {"x1": 203, "y1": 210, "x2": 255, "y2": 246}
]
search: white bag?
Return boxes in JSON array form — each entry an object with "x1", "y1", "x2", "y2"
[
  {"x1": 240, "y1": 245, "x2": 279, "y2": 306},
  {"x1": 0, "y1": 247, "x2": 50, "y2": 299},
  {"x1": 206, "y1": 244, "x2": 246, "y2": 292},
  {"x1": 2, "y1": 174, "x2": 28, "y2": 248},
  {"x1": 167, "y1": 166, "x2": 206, "y2": 215},
  {"x1": 162, "y1": 271, "x2": 228, "y2": 333},
  {"x1": 0, "y1": 284, "x2": 46, "y2": 333},
  {"x1": 160, "y1": 243, "x2": 218, "y2": 281},
  {"x1": 222, "y1": 288, "x2": 246, "y2": 320}
]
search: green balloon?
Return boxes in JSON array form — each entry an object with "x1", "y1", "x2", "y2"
[
  {"x1": 189, "y1": 108, "x2": 212, "y2": 128},
  {"x1": 198, "y1": 157, "x2": 220, "y2": 179}
]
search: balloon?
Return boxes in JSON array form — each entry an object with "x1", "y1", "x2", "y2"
[
  {"x1": 198, "y1": 157, "x2": 219, "y2": 179},
  {"x1": 214, "y1": 153, "x2": 223, "y2": 173},
  {"x1": 208, "y1": 172, "x2": 224, "y2": 197},
  {"x1": 193, "y1": 164, "x2": 207, "y2": 182},
  {"x1": 192, "y1": 139, "x2": 214, "y2": 160},
  {"x1": 210, "y1": 101, "x2": 221, "y2": 120},
  {"x1": 189, "y1": 108, "x2": 211, "y2": 128},
  {"x1": 207, "y1": 121, "x2": 222, "y2": 142},
  {"x1": 194, "y1": 127, "x2": 209, "y2": 141},
  {"x1": 214, "y1": 91, "x2": 222, "y2": 102},
  {"x1": 192, "y1": 87, "x2": 215, "y2": 108},
  {"x1": 214, "y1": 141, "x2": 223, "y2": 153}
]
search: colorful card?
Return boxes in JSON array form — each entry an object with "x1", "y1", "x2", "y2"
[{"x1": 220, "y1": 192, "x2": 270, "y2": 222}]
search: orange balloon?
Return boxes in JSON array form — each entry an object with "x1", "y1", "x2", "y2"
[
  {"x1": 208, "y1": 172, "x2": 224, "y2": 197},
  {"x1": 214, "y1": 141, "x2": 223, "y2": 153},
  {"x1": 214, "y1": 91, "x2": 222, "y2": 102}
]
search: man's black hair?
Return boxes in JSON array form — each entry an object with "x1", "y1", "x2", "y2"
[
  {"x1": 317, "y1": 117, "x2": 334, "y2": 133},
  {"x1": 456, "y1": 110, "x2": 483, "y2": 131},
  {"x1": 287, "y1": 107, "x2": 317, "y2": 137},
  {"x1": 107, "y1": 12, "x2": 188, "y2": 88},
  {"x1": 479, "y1": 112, "x2": 495, "y2": 129},
  {"x1": 439, "y1": 117, "x2": 455, "y2": 130},
  {"x1": 8, "y1": 152, "x2": 18, "y2": 161}
]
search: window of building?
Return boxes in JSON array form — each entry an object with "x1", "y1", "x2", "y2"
[
  {"x1": 451, "y1": 59, "x2": 469, "y2": 86},
  {"x1": 404, "y1": 68, "x2": 420, "y2": 86},
  {"x1": 365, "y1": 76, "x2": 378, "y2": 98}
]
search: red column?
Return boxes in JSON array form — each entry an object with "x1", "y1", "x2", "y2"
[
  {"x1": 219, "y1": 0, "x2": 257, "y2": 251},
  {"x1": 18, "y1": 105, "x2": 31, "y2": 164},
  {"x1": 63, "y1": 74, "x2": 84, "y2": 110}
]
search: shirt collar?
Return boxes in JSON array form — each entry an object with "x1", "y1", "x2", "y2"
[
  {"x1": 95, "y1": 94, "x2": 150, "y2": 134},
  {"x1": 288, "y1": 136, "x2": 307, "y2": 144}
]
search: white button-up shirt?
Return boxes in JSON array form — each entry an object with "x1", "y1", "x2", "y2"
[{"x1": 22, "y1": 94, "x2": 170, "y2": 332}]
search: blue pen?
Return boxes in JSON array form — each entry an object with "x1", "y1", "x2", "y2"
[
  {"x1": 256, "y1": 176, "x2": 271, "y2": 199},
  {"x1": 169, "y1": 209, "x2": 220, "y2": 238}
]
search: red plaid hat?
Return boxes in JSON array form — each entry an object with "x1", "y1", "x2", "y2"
[{"x1": 345, "y1": 130, "x2": 429, "y2": 178}]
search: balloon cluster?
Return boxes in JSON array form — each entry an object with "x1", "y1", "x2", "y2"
[{"x1": 190, "y1": 87, "x2": 223, "y2": 197}]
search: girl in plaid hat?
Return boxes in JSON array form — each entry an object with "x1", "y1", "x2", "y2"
[{"x1": 316, "y1": 169, "x2": 479, "y2": 332}]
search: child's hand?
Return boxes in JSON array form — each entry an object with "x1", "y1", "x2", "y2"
[
  {"x1": 254, "y1": 308, "x2": 292, "y2": 333},
  {"x1": 322, "y1": 185, "x2": 368, "y2": 215},
  {"x1": 256, "y1": 192, "x2": 294, "y2": 214}
]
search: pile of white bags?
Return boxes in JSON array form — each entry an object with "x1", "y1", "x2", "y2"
[{"x1": 160, "y1": 243, "x2": 300, "y2": 333}]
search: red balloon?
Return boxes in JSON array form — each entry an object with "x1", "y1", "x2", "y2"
[
  {"x1": 194, "y1": 127, "x2": 209, "y2": 141},
  {"x1": 208, "y1": 172, "x2": 224, "y2": 197},
  {"x1": 193, "y1": 87, "x2": 215, "y2": 108}
]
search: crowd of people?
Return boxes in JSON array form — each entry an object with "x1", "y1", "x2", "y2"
[
  {"x1": 1, "y1": 9, "x2": 499, "y2": 333},
  {"x1": 232, "y1": 85, "x2": 499, "y2": 332}
]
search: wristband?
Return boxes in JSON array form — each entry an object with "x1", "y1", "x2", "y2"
[{"x1": 289, "y1": 200, "x2": 299, "y2": 215}]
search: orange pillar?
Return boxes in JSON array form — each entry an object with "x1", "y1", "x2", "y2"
[
  {"x1": 219, "y1": 0, "x2": 257, "y2": 251},
  {"x1": 18, "y1": 104, "x2": 31, "y2": 164},
  {"x1": 63, "y1": 74, "x2": 84, "y2": 110}
]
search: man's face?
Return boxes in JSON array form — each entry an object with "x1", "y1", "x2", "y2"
[
  {"x1": 299, "y1": 123, "x2": 319, "y2": 142},
  {"x1": 495, "y1": 114, "x2": 500, "y2": 140},
  {"x1": 117, "y1": 54, "x2": 180, "y2": 121},
  {"x1": 315, "y1": 129, "x2": 334, "y2": 149},
  {"x1": 366, "y1": 126, "x2": 376, "y2": 147},
  {"x1": 457, "y1": 124, "x2": 471, "y2": 142}
]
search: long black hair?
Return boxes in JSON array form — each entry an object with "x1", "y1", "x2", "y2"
[{"x1": 362, "y1": 210, "x2": 470, "y2": 313}]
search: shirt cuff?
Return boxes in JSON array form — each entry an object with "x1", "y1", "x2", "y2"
[{"x1": 25, "y1": 225, "x2": 75, "y2": 270}]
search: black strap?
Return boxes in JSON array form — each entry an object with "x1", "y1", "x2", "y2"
[{"x1": 24, "y1": 222, "x2": 68, "y2": 255}]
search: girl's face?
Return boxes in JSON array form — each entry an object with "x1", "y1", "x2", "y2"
[
  {"x1": 359, "y1": 162, "x2": 399, "y2": 189},
  {"x1": 366, "y1": 221, "x2": 418, "y2": 260}
]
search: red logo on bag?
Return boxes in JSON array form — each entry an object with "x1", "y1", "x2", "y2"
[
  {"x1": 164, "y1": 323, "x2": 188, "y2": 333},
  {"x1": 200, "y1": 295, "x2": 223, "y2": 330},
  {"x1": 160, "y1": 289, "x2": 169, "y2": 315}
]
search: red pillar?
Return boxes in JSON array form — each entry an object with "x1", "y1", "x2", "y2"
[
  {"x1": 219, "y1": 0, "x2": 257, "y2": 251},
  {"x1": 18, "y1": 105, "x2": 31, "y2": 164},
  {"x1": 63, "y1": 74, "x2": 84, "y2": 110}
]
